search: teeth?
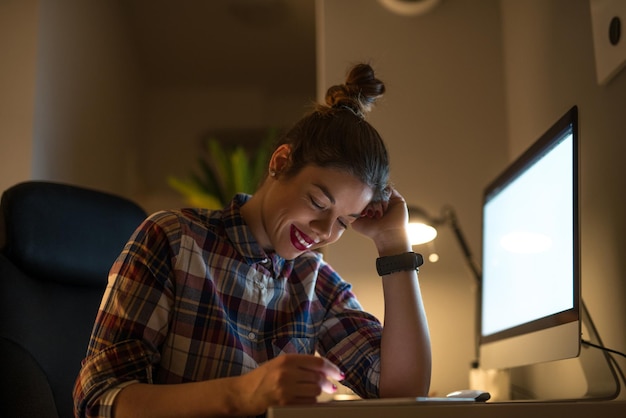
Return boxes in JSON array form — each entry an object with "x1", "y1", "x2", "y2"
[{"x1": 294, "y1": 228, "x2": 314, "y2": 248}]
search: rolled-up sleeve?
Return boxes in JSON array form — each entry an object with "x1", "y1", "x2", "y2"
[
  {"x1": 73, "y1": 340, "x2": 158, "y2": 417},
  {"x1": 73, "y1": 214, "x2": 175, "y2": 418}
]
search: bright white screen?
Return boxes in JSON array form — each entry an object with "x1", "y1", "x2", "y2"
[{"x1": 481, "y1": 132, "x2": 574, "y2": 337}]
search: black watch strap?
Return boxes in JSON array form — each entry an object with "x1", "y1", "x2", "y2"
[{"x1": 376, "y1": 252, "x2": 424, "y2": 276}]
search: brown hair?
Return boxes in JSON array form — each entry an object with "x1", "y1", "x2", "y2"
[{"x1": 276, "y1": 63, "x2": 390, "y2": 202}]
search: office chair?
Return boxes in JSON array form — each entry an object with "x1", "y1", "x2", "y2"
[{"x1": 0, "y1": 181, "x2": 147, "y2": 418}]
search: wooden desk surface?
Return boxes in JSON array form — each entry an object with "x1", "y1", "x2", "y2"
[{"x1": 268, "y1": 399, "x2": 626, "y2": 418}]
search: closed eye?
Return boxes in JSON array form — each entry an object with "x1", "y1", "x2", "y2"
[
  {"x1": 310, "y1": 196, "x2": 348, "y2": 229},
  {"x1": 310, "y1": 197, "x2": 325, "y2": 210}
]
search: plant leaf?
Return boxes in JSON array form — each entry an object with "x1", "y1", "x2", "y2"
[
  {"x1": 195, "y1": 158, "x2": 222, "y2": 201},
  {"x1": 166, "y1": 176, "x2": 223, "y2": 209},
  {"x1": 187, "y1": 193, "x2": 223, "y2": 209},
  {"x1": 206, "y1": 138, "x2": 231, "y2": 198},
  {"x1": 231, "y1": 146, "x2": 251, "y2": 194},
  {"x1": 168, "y1": 128, "x2": 277, "y2": 209}
]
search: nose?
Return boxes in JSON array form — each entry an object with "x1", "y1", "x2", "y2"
[{"x1": 311, "y1": 214, "x2": 334, "y2": 242}]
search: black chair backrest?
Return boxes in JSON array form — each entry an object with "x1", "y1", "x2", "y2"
[{"x1": 0, "y1": 181, "x2": 147, "y2": 418}]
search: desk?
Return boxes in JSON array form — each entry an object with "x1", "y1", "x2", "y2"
[{"x1": 268, "y1": 399, "x2": 626, "y2": 418}]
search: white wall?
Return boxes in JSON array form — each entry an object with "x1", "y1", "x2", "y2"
[
  {"x1": 0, "y1": 0, "x2": 39, "y2": 193},
  {"x1": 1, "y1": 0, "x2": 145, "y2": 200},
  {"x1": 31, "y1": 0, "x2": 143, "y2": 200},
  {"x1": 318, "y1": 0, "x2": 508, "y2": 396}
]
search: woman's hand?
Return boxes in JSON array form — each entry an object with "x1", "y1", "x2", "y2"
[
  {"x1": 113, "y1": 354, "x2": 343, "y2": 418},
  {"x1": 234, "y1": 354, "x2": 344, "y2": 416},
  {"x1": 352, "y1": 187, "x2": 411, "y2": 255}
]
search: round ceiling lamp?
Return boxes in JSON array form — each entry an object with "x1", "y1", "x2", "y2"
[{"x1": 378, "y1": 0, "x2": 442, "y2": 17}]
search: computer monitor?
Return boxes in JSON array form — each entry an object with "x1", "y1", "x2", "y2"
[{"x1": 479, "y1": 106, "x2": 580, "y2": 370}]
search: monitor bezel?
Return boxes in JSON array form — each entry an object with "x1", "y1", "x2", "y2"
[{"x1": 479, "y1": 105, "x2": 580, "y2": 369}]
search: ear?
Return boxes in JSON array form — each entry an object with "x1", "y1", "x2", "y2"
[{"x1": 269, "y1": 144, "x2": 291, "y2": 174}]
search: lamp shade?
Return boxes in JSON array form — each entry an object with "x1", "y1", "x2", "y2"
[
  {"x1": 407, "y1": 206, "x2": 439, "y2": 246},
  {"x1": 408, "y1": 222, "x2": 437, "y2": 245}
]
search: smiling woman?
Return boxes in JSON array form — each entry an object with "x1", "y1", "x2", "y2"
[
  {"x1": 244, "y1": 161, "x2": 375, "y2": 260},
  {"x1": 73, "y1": 63, "x2": 432, "y2": 418}
]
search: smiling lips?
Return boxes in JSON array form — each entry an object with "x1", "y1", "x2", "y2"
[{"x1": 291, "y1": 225, "x2": 318, "y2": 251}]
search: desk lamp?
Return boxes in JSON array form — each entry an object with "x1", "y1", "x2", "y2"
[{"x1": 407, "y1": 205, "x2": 481, "y2": 284}]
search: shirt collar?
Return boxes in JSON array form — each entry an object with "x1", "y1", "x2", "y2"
[{"x1": 223, "y1": 194, "x2": 294, "y2": 279}]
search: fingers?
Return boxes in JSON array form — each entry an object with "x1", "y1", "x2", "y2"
[
  {"x1": 316, "y1": 356, "x2": 345, "y2": 382},
  {"x1": 288, "y1": 371, "x2": 336, "y2": 398},
  {"x1": 276, "y1": 354, "x2": 345, "y2": 396},
  {"x1": 237, "y1": 355, "x2": 345, "y2": 415},
  {"x1": 360, "y1": 188, "x2": 405, "y2": 220},
  {"x1": 361, "y1": 201, "x2": 384, "y2": 219}
]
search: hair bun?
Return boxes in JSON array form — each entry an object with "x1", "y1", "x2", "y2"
[{"x1": 325, "y1": 63, "x2": 386, "y2": 118}]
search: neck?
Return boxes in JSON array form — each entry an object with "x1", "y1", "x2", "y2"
[{"x1": 239, "y1": 191, "x2": 272, "y2": 251}]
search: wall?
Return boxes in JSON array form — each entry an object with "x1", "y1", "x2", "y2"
[
  {"x1": 0, "y1": 0, "x2": 143, "y2": 200},
  {"x1": 31, "y1": 0, "x2": 142, "y2": 200},
  {"x1": 0, "y1": 0, "x2": 39, "y2": 193},
  {"x1": 1, "y1": 0, "x2": 316, "y2": 213},
  {"x1": 137, "y1": 76, "x2": 316, "y2": 213},
  {"x1": 500, "y1": 0, "x2": 626, "y2": 400},
  {"x1": 318, "y1": 0, "x2": 508, "y2": 396},
  {"x1": 122, "y1": 2, "x2": 317, "y2": 213}
]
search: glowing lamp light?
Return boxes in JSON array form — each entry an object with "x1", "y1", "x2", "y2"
[{"x1": 407, "y1": 222, "x2": 438, "y2": 246}]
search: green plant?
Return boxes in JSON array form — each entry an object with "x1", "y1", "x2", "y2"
[{"x1": 168, "y1": 129, "x2": 276, "y2": 209}]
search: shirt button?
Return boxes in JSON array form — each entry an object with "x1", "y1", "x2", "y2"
[{"x1": 248, "y1": 332, "x2": 256, "y2": 340}]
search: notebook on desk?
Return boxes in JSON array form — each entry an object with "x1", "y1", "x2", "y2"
[{"x1": 329, "y1": 396, "x2": 478, "y2": 405}]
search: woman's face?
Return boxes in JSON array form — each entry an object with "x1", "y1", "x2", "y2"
[{"x1": 258, "y1": 164, "x2": 373, "y2": 260}]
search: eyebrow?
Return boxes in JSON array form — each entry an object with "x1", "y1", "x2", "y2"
[{"x1": 313, "y1": 183, "x2": 362, "y2": 219}]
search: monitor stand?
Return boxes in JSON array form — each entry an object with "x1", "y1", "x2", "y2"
[
  {"x1": 507, "y1": 300, "x2": 620, "y2": 401},
  {"x1": 578, "y1": 300, "x2": 620, "y2": 400}
]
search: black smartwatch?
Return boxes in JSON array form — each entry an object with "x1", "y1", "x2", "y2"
[{"x1": 376, "y1": 252, "x2": 424, "y2": 276}]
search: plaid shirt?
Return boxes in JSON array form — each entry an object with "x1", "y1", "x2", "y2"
[{"x1": 74, "y1": 194, "x2": 383, "y2": 418}]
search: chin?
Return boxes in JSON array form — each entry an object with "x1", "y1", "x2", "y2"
[{"x1": 276, "y1": 245, "x2": 307, "y2": 261}]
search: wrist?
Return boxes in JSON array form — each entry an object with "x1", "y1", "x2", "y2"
[
  {"x1": 376, "y1": 252, "x2": 424, "y2": 276},
  {"x1": 374, "y1": 230, "x2": 411, "y2": 256},
  {"x1": 222, "y1": 376, "x2": 251, "y2": 416}
]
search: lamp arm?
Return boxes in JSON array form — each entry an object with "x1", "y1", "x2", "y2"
[
  {"x1": 442, "y1": 207, "x2": 483, "y2": 363},
  {"x1": 444, "y1": 208, "x2": 482, "y2": 285}
]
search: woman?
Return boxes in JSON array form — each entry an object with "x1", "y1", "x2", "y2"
[{"x1": 74, "y1": 63, "x2": 431, "y2": 418}]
